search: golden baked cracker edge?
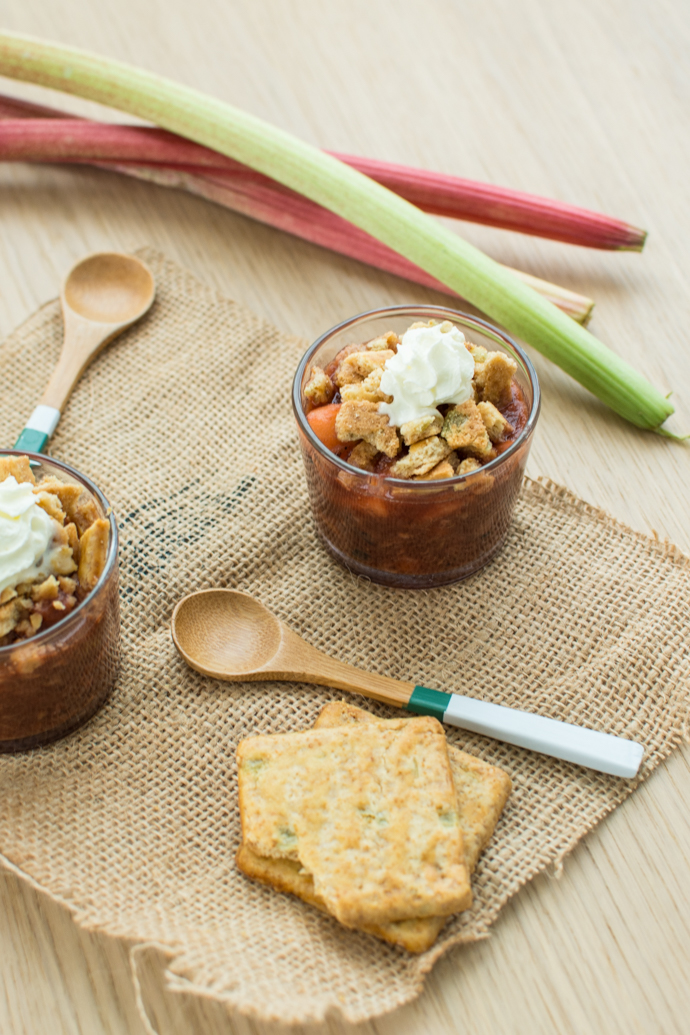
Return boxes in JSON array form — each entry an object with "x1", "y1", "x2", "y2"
[{"x1": 235, "y1": 842, "x2": 447, "y2": 954}]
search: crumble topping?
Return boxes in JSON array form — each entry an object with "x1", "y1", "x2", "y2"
[
  {"x1": 347, "y1": 441, "x2": 379, "y2": 471},
  {"x1": 0, "y1": 457, "x2": 110, "y2": 646},
  {"x1": 304, "y1": 366, "x2": 335, "y2": 406},
  {"x1": 305, "y1": 320, "x2": 526, "y2": 482},
  {"x1": 340, "y1": 367, "x2": 391, "y2": 404},
  {"x1": 441, "y1": 400, "x2": 494, "y2": 459},
  {"x1": 400, "y1": 413, "x2": 443, "y2": 446},
  {"x1": 473, "y1": 351, "x2": 518, "y2": 406},
  {"x1": 390, "y1": 436, "x2": 451, "y2": 479},
  {"x1": 477, "y1": 401, "x2": 512, "y2": 444}
]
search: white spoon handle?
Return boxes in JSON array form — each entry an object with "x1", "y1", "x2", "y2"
[{"x1": 407, "y1": 688, "x2": 643, "y2": 778}]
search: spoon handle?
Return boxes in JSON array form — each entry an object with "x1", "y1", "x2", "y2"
[
  {"x1": 12, "y1": 312, "x2": 123, "y2": 454},
  {"x1": 407, "y1": 686, "x2": 643, "y2": 778},
  {"x1": 13, "y1": 404, "x2": 61, "y2": 453}
]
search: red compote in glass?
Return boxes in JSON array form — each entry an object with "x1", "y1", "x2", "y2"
[
  {"x1": 293, "y1": 307, "x2": 540, "y2": 589},
  {"x1": 0, "y1": 450, "x2": 120, "y2": 750}
]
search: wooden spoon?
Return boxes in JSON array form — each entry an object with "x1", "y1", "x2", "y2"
[
  {"x1": 14, "y1": 252, "x2": 155, "y2": 453},
  {"x1": 171, "y1": 589, "x2": 644, "y2": 778}
]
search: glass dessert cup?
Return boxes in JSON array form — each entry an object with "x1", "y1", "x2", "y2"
[
  {"x1": 293, "y1": 306, "x2": 540, "y2": 589},
  {"x1": 0, "y1": 450, "x2": 120, "y2": 751}
]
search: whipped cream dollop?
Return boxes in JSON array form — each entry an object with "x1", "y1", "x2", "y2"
[
  {"x1": 378, "y1": 322, "x2": 475, "y2": 427},
  {"x1": 0, "y1": 476, "x2": 57, "y2": 594}
]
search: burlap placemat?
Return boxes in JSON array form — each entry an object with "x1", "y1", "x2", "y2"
[{"x1": 1, "y1": 248, "x2": 689, "y2": 1026}]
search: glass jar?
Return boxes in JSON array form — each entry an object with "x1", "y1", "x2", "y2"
[
  {"x1": 0, "y1": 450, "x2": 120, "y2": 751},
  {"x1": 293, "y1": 306, "x2": 540, "y2": 589}
]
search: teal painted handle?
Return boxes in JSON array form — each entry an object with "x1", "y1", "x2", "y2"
[
  {"x1": 13, "y1": 405, "x2": 61, "y2": 454},
  {"x1": 406, "y1": 685, "x2": 451, "y2": 721},
  {"x1": 407, "y1": 685, "x2": 643, "y2": 779}
]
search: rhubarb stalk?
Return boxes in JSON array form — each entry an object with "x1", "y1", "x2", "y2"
[
  {"x1": 0, "y1": 31, "x2": 672, "y2": 430},
  {"x1": 333, "y1": 153, "x2": 647, "y2": 252},
  {"x1": 0, "y1": 94, "x2": 646, "y2": 252},
  {"x1": 0, "y1": 116, "x2": 593, "y2": 323}
]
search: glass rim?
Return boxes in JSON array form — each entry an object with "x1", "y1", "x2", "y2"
[
  {"x1": 292, "y1": 304, "x2": 541, "y2": 487},
  {"x1": 0, "y1": 449, "x2": 119, "y2": 655}
]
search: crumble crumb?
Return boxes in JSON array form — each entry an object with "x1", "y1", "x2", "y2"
[
  {"x1": 347, "y1": 441, "x2": 379, "y2": 471},
  {"x1": 474, "y1": 351, "x2": 517, "y2": 405},
  {"x1": 340, "y1": 367, "x2": 391, "y2": 404},
  {"x1": 467, "y1": 343, "x2": 488, "y2": 365},
  {"x1": 335, "y1": 402, "x2": 400, "y2": 457},
  {"x1": 34, "y1": 490, "x2": 66, "y2": 524},
  {"x1": 78, "y1": 519, "x2": 111, "y2": 593},
  {"x1": 441, "y1": 400, "x2": 494, "y2": 459},
  {"x1": 333, "y1": 350, "x2": 395, "y2": 387},
  {"x1": 364, "y1": 331, "x2": 399, "y2": 351},
  {"x1": 390, "y1": 436, "x2": 450, "y2": 478},
  {"x1": 0, "y1": 456, "x2": 35, "y2": 484},
  {"x1": 304, "y1": 366, "x2": 335, "y2": 406},
  {"x1": 477, "y1": 401, "x2": 513, "y2": 443},
  {"x1": 400, "y1": 413, "x2": 443, "y2": 446},
  {"x1": 414, "y1": 459, "x2": 457, "y2": 481},
  {"x1": 31, "y1": 576, "x2": 59, "y2": 602}
]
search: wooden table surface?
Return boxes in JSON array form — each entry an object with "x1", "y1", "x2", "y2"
[{"x1": 1, "y1": 1, "x2": 689, "y2": 1032}]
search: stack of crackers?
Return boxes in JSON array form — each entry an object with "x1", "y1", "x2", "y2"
[{"x1": 236, "y1": 702, "x2": 512, "y2": 953}]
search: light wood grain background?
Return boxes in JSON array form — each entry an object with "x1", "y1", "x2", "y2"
[{"x1": 1, "y1": 0, "x2": 689, "y2": 1032}]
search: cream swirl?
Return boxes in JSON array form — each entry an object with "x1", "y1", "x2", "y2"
[
  {"x1": 378, "y1": 322, "x2": 475, "y2": 427},
  {"x1": 0, "y1": 476, "x2": 57, "y2": 594}
]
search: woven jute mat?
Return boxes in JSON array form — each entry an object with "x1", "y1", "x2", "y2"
[{"x1": 1, "y1": 248, "x2": 689, "y2": 1026}]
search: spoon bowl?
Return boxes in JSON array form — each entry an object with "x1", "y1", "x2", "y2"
[
  {"x1": 172, "y1": 589, "x2": 282, "y2": 677},
  {"x1": 63, "y1": 252, "x2": 155, "y2": 324},
  {"x1": 170, "y1": 588, "x2": 411, "y2": 703}
]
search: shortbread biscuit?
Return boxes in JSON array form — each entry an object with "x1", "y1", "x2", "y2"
[{"x1": 237, "y1": 717, "x2": 471, "y2": 927}]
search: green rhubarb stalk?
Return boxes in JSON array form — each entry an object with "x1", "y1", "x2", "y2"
[{"x1": 0, "y1": 31, "x2": 673, "y2": 430}]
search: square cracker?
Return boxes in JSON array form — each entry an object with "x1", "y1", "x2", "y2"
[
  {"x1": 315, "y1": 702, "x2": 512, "y2": 872},
  {"x1": 237, "y1": 716, "x2": 472, "y2": 928},
  {"x1": 237, "y1": 702, "x2": 512, "y2": 953}
]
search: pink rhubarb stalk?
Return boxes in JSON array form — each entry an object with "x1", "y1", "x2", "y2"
[
  {"x1": 332, "y1": 153, "x2": 647, "y2": 252},
  {"x1": 0, "y1": 93, "x2": 646, "y2": 251},
  {"x1": 0, "y1": 112, "x2": 593, "y2": 322}
]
